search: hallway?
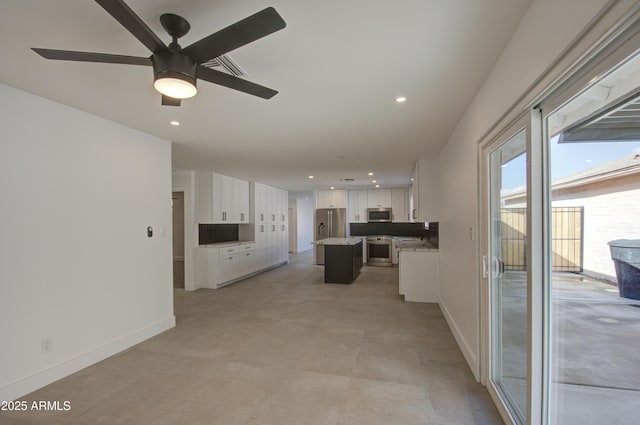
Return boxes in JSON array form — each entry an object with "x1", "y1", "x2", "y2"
[{"x1": 1, "y1": 252, "x2": 501, "y2": 425}]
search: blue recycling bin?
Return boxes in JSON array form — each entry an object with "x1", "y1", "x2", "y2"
[{"x1": 608, "y1": 239, "x2": 640, "y2": 300}]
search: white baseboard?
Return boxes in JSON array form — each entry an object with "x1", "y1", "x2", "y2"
[
  {"x1": 0, "y1": 316, "x2": 175, "y2": 402},
  {"x1": 439, "y1": 301, "x2": 479, "y2": 381},
  {"x1": 216, "y1": 261, "x2": 289, "y2": 289}
]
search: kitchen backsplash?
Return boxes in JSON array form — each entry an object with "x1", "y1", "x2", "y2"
[
  {"x1": 350, "y1": 222, "x2": 439, "y2": 247},
  {"x1": 199, "y1": 224, "x2": 239, "y2": 245}
]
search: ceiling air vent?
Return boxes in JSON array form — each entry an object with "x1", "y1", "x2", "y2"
[
  {"x1": 202, "y1": 54, "x2": 247, "y2": 77},
  {"x1": 341, "y1": 178, "x2": 356, "y2": 182}
]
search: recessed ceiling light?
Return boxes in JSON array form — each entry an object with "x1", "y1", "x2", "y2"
[
  {"x1": 308, "y1": 175, "x2": 314, "y2": 179},
  {"x1": 372, "y1": 180, "x2": 377, "y2": 183},
  {"x1": 170, "y1": 120, "x2": 180, "y2": 126},
  {"x1": 368, "y1": 172, "x2": 374, "y2": 176},
  {"x1": 330, "y1": 186, "x2": 335, "y2": 190},
  {"x1": 375, "y1": 184, "x2": 380, "y2": 188},
  {"x1": 585, "y1": 159, "x2": 593, "y2": 163},
  {"x1": 396, "y1": 96, "x2": 407, "y2": 103}
]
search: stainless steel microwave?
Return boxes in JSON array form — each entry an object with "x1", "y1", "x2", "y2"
[{"x1": 367, "y1": 208, "x2": 392, "y2": 223}]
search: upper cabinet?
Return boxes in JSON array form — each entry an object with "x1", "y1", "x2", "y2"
[
  {"x1": 412, "y1": 159, "x2": 438, "y2": 221},
  {"x1": 367, "y1": 188, "x2": 392, "y2": 208},
  {"x1": 316, "y1": 189, "x2": 347, "y2": 209},
  {"x1": 391, "y1": 188, "x2": 409, "y2": 222},
  {"x1": 197, "y1": 171, "x2": 250, "y2": 224},
  {"x1": 233, "y1": 178, "x2": 250, "y2": 223},
  {"x1": 347, "y1": 190, "x2": 368, "y2": 222},
  {"x1": 197, "y1": 171, "x2": 213, "y2": 223}
]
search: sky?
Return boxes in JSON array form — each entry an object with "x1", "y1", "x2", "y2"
[{"x1": 500, "y1": 137, "x2": 640, "y2": 191}]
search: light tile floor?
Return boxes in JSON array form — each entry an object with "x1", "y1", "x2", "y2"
[{"x1": 1, "y1": 251, "x2": 502, "y2": 425}]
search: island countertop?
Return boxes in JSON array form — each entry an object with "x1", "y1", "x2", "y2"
[{"x1": 315, "y1": 237, "x2": 363, "y2": 246}]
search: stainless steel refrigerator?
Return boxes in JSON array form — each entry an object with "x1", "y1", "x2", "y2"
[{"x1": 315, "y1": 208, "x2": 347, "y2": 264}]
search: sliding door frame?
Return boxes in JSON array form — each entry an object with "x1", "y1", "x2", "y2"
[{"x1": 480, "y1": 110, "x2": 544, "y2": 425}]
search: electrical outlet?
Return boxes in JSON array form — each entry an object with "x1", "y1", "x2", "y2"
[{"x1": 41, "y1": 337, "x2": 53, "y2": 354}]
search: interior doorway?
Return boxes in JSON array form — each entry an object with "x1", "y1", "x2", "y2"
[{"x1": 172, "y1": 191, "x2": 185, "y2": 289}]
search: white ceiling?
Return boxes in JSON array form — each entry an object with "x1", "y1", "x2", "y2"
[{"x1": 0, "y1": 0, "x2": 532, "y2": 192}]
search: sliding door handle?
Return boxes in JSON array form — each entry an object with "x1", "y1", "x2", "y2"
[
  {"x1": 492, "y1": 257, "x2": 505, "y2": 277},
  {"x1": 482, "y1": 255, "x2": 488, "y2": 279}
]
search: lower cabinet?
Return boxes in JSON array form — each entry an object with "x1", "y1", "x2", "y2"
[
  {"x1": 398, "y1": 250, "x2": 439, "y2": 302},
  {"x1": 201, "y1": 243, "x2": 257, "y2": 288},
  {"x1": 200, "y1": 231, "x2": 289, "y2": 289}
]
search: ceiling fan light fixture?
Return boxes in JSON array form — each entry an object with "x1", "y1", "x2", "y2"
[
  {"x1": 154, "y1": 75, "x2": 197, "y2": 99},
  {"x1": 152, "y1": 52, "x2": 198, "y2": 99}
]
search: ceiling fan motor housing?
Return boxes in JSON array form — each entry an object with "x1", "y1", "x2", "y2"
[{"x1": 152, "y1": 51, "x2": 197, "y2": 87}]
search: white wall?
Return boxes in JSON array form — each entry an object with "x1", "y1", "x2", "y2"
[
  {"x1": 435, "y1": 0, "x2": 612, "y2": 378},
  {"x1": 0, "y1": 84, "x2": 175, "y2": 401},
  {"x1": 296, "y1": 198, "x2": 314, "y2": 253}
]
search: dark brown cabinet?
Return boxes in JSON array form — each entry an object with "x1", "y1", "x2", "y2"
[{"x1": 324, "y1": 240, "x2": 363, "y2": 284}]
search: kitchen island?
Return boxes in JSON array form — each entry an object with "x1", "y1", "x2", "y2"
[{"x1": 316, "y1": 238, "x2": 363, "y2": 284}]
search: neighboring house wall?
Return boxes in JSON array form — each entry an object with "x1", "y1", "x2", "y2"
[
  {"x1": 552, "y1": 174, "x2": 640, "y2": 280},
  {"x1": 435, "y1": 0, "x2": 612, "y2": 378},
  {"x1": 0, "y1": 84, "x2": 175, "y2": 401}
]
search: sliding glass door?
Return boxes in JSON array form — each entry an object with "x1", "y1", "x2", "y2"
[
  {"x1": 483, "y1": 17, "x2": 640, "y2": 425},
  {"x1": 485, "y1": 113, "x2": 540, "y2": 425},
  {"x1": 543, "y1": 48, "x2": 640, "y2": 425}
]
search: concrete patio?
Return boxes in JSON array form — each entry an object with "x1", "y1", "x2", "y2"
[{"x1": 501, "y1": 272, "x2": 640, "y2": 424}]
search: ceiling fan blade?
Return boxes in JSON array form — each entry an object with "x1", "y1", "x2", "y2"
[
  {"x1": 197, "y1": 66, "x2": 278, "y2": 99},
  {"x1": 94, "y1": 0, "x2": 167, "y2": 53},
  {"x1": 161, "y1": 95, "x2": 181, "y2": 107},
  {"x1": 32, "y1": 48, "x2": 151, "y2": 66},
  {"x1": 182, "y1": 7, "x2": 286, "y2": 64}
]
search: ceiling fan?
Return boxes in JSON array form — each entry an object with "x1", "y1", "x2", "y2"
[{"x1": 32, "y1": 0, "x2": 286, "y2": 106}]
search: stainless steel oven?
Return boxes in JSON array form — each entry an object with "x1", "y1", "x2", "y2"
[
  {"x1": 367, "y1": 208, "x2": 392, "y2": 223},
  {"x1": 366, "y1": 235, "x2": 392, "y2": 266}
]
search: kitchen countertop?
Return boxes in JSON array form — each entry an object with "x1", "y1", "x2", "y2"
[
  {"x1": 315, "y1": 237, "x2": 364, "y2": 246},
  {"x1": 396, "y1": 239, "x2": 438, "y2": 252},
  {"x1": 199, "y1": 240, "x2": 255, "y2": 247}
]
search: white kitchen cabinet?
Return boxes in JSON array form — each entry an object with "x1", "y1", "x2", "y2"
[
  {"x1": 316, "y1": 189, "x2": 347, "y2": 208},
  {"x1": 219, "y1": 174, "x2": 249, "y2": 223},
  {"x1": 399, "y1": 249, "x2": 439, "y2": 302},
  {"x1": 201, "y1": 242, "x2": 256, "y2": 288},
  {"x1": 273, "y1": 188, "x2": 288, "y2": 222},
  {"x1": 412, "y1": 160, "x2": 438, "y2": 222},
  {"x1": 235, "y1": 178, "x2": 250, "y2": 223},
  {"x1": 367, "y1": 189, "x2": 392, "y2": 208},
  {"x1": 250, "y1": 182, "x2": 288, "y2": 270},
  {"x1": 196, "y1": 171, "x2": 213, "y2": 223},
  {"x1": 197, "y1": 171, "x2": 250, "y2": 224},
  {"x1": 348, "y1": 190, "x2": 368, "y2": 222},
  {"x1": 391, "y1": 188, "x2": 409, "y2": 222},
  {"x1": 215, "y1": 173, "x2": 231, "y2": 223},
  {"x1": 253, "y1": 222, "x2": 268, "y2": 270},
  {"x1": 254, "y1": 182, "x2": 268, "y2": 223}
]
